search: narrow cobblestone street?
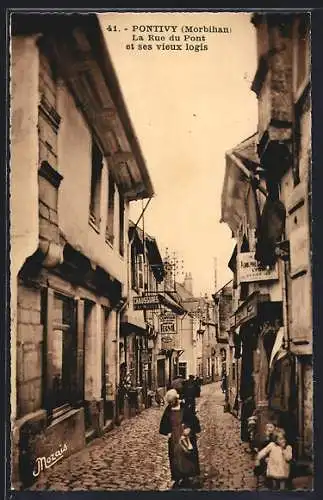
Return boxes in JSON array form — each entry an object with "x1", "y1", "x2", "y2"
[{"x1": 30, "y1": 382, "x2": 257, "y2": 491}]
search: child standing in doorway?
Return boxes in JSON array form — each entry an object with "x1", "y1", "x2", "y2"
[{"x1": 255, "y1": 428, "x2": 293, "y2": 490}]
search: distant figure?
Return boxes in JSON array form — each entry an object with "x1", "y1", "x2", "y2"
[
  {"x1": 170, "y1": 376, "x2": 185, "y2": 399},
  {"x1": 183, "y1": 375, "x2": 200, "y2": 413},
  {"x1": 221, "y1": 372, "x2": 228, "y2": 394}
]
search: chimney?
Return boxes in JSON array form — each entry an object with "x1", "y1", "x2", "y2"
[{"x1": 184, "y1": 272, "x2": 193, "y2": 295}]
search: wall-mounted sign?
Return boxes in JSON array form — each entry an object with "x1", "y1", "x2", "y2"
[
  {"x1": 238, "y1": 252, "x2": 279, "y2": 283},
  {"x1": 235, "y1": 302, "x2": 258, "y2": 326},
  {"x1": 133, "y1": 294, "x2": 160, "y2": 310}
]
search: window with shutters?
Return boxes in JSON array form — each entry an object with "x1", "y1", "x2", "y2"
[
  {"x1": 119, "y1": 190, "x2": 125, "y2": 256},
  {"x1": 106, "y1": 169, "x2": 115, "y2": 244},
  {"x1": 137, "y1": 254, "x2": 145, "y2": 292},
  {"x1": 89, "y1": 139, "x2": 103, "y2": 229}
]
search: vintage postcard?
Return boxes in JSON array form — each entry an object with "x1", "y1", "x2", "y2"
[{"x1": 9, "y1": 9, "x2": 312, "y2": 492}]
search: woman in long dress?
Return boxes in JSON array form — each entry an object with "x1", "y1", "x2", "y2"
[{"x1": 159, "y1": 389, "x2": 201, "y2": 488}]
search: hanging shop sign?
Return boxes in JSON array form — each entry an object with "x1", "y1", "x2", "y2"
[
  {"x1": 161, "y1": 335, "x2": 176, "y2": 350},
  {"x1": 238, "y1": 252, "x2": 279, "y2": 283},
  {"x1": 160, "y1": 319, "x2": 177, "y2": 334},
  {"x1": 159, "y1": 312, "x2": 176, "y2": 321},
  {"x1": 133, "y1": 294, "x2": 160, "y2": 310}
]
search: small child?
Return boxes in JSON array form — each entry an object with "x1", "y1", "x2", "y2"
[
  {"x1": 255, "y1": 428, "x2": 293, "y2": 490},
  {"x1": 179, "y1": 426, "x2": 193, "y2": 454}
]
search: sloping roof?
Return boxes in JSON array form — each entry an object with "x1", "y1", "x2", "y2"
[{"x1": 12, "y1": 13, "x2": 154, "y2": 201}]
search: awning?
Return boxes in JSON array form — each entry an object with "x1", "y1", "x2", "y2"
[
  {"x1": 120, "y1": 321, "x2": 147, "y2": 336},
  {"x1": 159, "y1": 293, "x2": 186, "y2": 316},
  {"x1": 120, "y1": 311, "x2": 147, "y2": 335},
  {"x1": 221, "y1": 135, "x2": 260, "y2": 234}
]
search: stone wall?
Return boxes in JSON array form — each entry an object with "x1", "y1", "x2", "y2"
[
  {"x1": 16, "y1": 284, "x2": 43, "y2": 419},
  {"x1": 302, "y1": 359, "x2": 313, "y2": 460}
]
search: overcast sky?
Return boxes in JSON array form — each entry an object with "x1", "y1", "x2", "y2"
[{"x1": 99, "y1": 12, "x2": 258, "y2": 297}]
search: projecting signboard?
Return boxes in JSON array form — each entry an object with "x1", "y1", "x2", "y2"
[
  {"x1": 238, "y1": 252, "x2": 279, "y2": 283},
  {"x1": 133, "y1": 294, "x2": 160, "y2": 310},
  {"x1": 159, "y1": 311, "x2": 177, "y2": 334},
  {"x1": 160, "y1": 320, "x2": 177, "y2": 334},
  {"x1": 161, "y1": 335, "x2": 176, "y2": 349}
]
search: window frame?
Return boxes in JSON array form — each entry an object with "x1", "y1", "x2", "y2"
[
  {"x1": 119, "y1": 189, "x2": 125, "y2": 256},
  {"x1": 106, "y1": 168, "x2": 115, "y2": 245},
  {"x1": 42, "y1": 288, "x2": 84, "y2": 421},
  {"x1": 89, "y1": 139, "x2": 103, "y2": 230},
  {"x1": 136, "y1": 253, "x2": 145, "y2": 292}
]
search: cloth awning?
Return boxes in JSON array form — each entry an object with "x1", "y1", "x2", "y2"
[
  {"x1": 221, "y1": 134, "x2": 260, "y2": 234},
  {"x1": 159, "y1": 292, "x2": 186, "y2": 316},
  {"x1": 120, "y1": 311, "x2": 147, "y2": 335}
]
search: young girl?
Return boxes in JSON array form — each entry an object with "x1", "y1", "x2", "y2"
[{"x1": 255, "y1": 428, "x2": 293, "y2": 490}]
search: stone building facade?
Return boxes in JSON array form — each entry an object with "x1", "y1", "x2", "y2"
[
  {"x1": 11, "y1": 14, "x2": 154, "y2": 488},
  {"x1": 251, "y1": 13, "x2": 312, "y2": 463},
  {"x1": 220, "y1": 13, "x2": 312, "y2": 469}
]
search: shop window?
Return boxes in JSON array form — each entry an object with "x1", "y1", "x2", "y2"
[
  {"x1": 157, "y1": 359, "x2": 166, "y2": 387},
  {"x1": 105, "y1": 169, "x2": 115, "y2": 244},
  {"x1": 89, "y1": 139, "x2": 103, "y2": 228},
  {"x1": 42, "y1": 290, "x2": 78, "y2": 417},
  {"x1": 119, "y1": 190, "x2": 125, "y2": 256}
]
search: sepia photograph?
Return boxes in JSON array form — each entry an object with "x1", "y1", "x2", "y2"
[{"x1": 9, "y1": 9, "x2": 313, "y2": 492}]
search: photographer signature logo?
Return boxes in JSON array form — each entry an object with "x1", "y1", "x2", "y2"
[{"x1": 33, "y1": 443, "x2": 68, "y2": 477}]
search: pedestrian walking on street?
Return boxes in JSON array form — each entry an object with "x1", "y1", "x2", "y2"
[
  {"x1": 255, "y1": 428, "x2": 293, "y2": 491},
  {"x1": 221, "y1": 372, "x2": 228, "y2": 394},
  {"x1": 159, "y1": 389, "x2": 201, "y2": 489},
  {"x1": 183, "y1": 375, "x2": 199, "y2": 413}
]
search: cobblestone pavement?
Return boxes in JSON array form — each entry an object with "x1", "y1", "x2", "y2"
[{"x1": 30, "y1": 382, "x2": 257, "y2": 491}]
